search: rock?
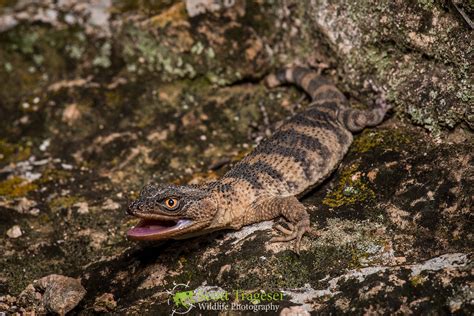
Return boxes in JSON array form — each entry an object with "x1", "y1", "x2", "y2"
[
  {"x1": 186, "y1": 0, "x2": 238, "y2": 17},
  {"x1": 306, "y1": 0, "x2": 472, "y2": 135},
  {"x1": 18, "y1": 274, "x2": 86, "y2": 316},
  {"x1": 102, "y1": 198, "x2": 120, "y2": 211},
  {"x1": 0, "y1": 0, "x2": 472, "y2": 314},
  {"x1": 73, "y1": 201, "x2": 89, "y2": 214},
  {"x1": 62, "y1": 103, "x2": 82, "y2": 125},
  {"x1": 14, "y1": 197, "x2": 37, "y2": 213},
  {"x1": 93, "y1": 293, "x2": 117, "y2": 312},
  {"x1": 17, "y1": 284, "x2": 45, "y2": 314},
  {"x1": 280, "y1": 306, "x2": 310, "y2": 316},
  {"x1": 6, "y1": 225, "x2": 22, "y2": 238},
  {"x1": 0, "y1": 295, "x2": 17, "y2": 312}
]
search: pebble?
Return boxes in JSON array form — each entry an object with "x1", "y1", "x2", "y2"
[
  {"x1": 102, "y1": 199, "x2": 120, "y2": 211},
  {"x1": 39, "y1": 139, "x2": 50, "y2": 151},
  {"x1": 61, "y1": 163, "x2": 73, "y2": 170},
  {"x1": 7, "y1": 225, "x2": 22, "y2": 238},
  {"x1": 62, "y1": 103, "x2": 81, "y2": 124},
  {"x1": 74, "y1": 202, "x2": 89, "y2": 214},
  {"x1": 280, "y1": 306, "x2": 310, "y2": 316},
  {"x1": 18, "y1": 274, "x2": 86, "y2": 316},
  {"x1": 14, "y1": 197, "x2": 37, "y2": 213}
]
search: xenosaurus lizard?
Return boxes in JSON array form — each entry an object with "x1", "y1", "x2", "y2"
[{"x1": 127, "y1": 66, "x2": 392, "y2": 254}]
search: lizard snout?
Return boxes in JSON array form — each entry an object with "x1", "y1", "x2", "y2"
[{"x1": 127, "y1": 200, "x2": 142, "y2": 215}]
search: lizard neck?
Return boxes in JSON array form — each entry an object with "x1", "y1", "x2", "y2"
[{"x1": 206, "y1": 180, "x2": 253, "y2": 230}]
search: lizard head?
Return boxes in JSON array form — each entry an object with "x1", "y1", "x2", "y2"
[{"x1": 126, "y1": 183, "x2": 218, "y2": 241}]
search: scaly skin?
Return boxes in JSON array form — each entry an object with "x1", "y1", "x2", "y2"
[{"x1": 126, "y1": 66, "x2": 392, "y2": 254}]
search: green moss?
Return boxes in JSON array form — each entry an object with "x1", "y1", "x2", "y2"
[
  {"x1": 233, "y1": 254, "x2": 296, "y2": 289},
  {"x1": 410, "y1": 274, "x2": 427, "y2": 286},
  {"x1": 271, "y1": 253, "x2": 311, "y2": 287},
  {"x1": 0, "y1": 139, "x2": 14, "y2": 161},
  {"x1": 417, "y1": 0, "x2": 435, "y2": 10},
  {"x1": 322, "y1": 164, "x2": 375, "y2": 208},
  {"x1": 0, "y1": 140, "x2": 31, "y2": 163},
  {"x1": 351, "y1": 129, "x2": 412, "y2": 153},
  {"x1": 35, "y1": 168, "x2": 72, "y2": 184},
  {"x1": 352, "y1": 250, "x2": 370, "y2": 268},
  {"x1": 0, "y1": 177, "x2": 38, "y2": 198},
  {"x1": 48, "y1": 196, "x2": 82, "y2": 212},
  {"x1": 165, "y1": 255, "x2": 200, "y2": 287}
]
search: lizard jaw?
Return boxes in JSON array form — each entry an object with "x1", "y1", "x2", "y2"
[{"x1": 127, "y1": 218, "x2": 194, "y2": 240}]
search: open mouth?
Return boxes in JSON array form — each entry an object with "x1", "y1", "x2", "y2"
[{"x1": 127, "y1": 218, "x2": 193, "y2": 240}]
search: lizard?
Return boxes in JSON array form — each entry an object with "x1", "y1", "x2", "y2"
[{"x1": 126, "y1": 66, "x2": 392, "y2": 254}]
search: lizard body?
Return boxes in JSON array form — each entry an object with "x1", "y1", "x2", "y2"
[{"x1": 127, "y1": 66, "x2": 392, "y2": 253}]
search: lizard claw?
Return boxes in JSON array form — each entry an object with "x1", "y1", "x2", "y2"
[{"x1": 270, "y1": 219, "x2": 317, "y2": 255}]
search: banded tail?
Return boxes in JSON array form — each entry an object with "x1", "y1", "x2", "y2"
[
  {"x1": 266, "y1": 66, "x2": 392, "y2": 132},
  {"x1": 266, "y1": 66, "x2": 346, "y2": 102}
]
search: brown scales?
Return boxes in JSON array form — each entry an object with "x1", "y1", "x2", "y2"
[{"x1": 126, "y1": 66, "x2": 392, "y2": 254}]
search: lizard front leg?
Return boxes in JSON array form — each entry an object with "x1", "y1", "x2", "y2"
[
  {"x1": 248, "y1": 196, "x2": 318, "y2": 254},
  {"x1": 271, "y1": 196, "x2": 319, "y2": 255}
]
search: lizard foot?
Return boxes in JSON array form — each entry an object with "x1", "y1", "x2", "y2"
[{"x1": 270, "y1": 219, "x2": 316, "y2": 255}]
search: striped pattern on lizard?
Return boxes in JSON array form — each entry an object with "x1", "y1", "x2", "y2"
[{"x1": 126, "y1": 66, "x2": 392, "y2": 254}]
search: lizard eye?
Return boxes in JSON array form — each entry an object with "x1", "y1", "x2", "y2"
[{"x1": 164, "y1": 198, "x2": 179, "y2": 210}]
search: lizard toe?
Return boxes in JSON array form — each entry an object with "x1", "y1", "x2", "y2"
[
  {"x1": 270, "y1": 232, "x2": 298, "y2": 243},
  {"x1": 273, "y1": 221, "x2": 295, "y2": 235},
  {"x1": 273, "y1": 224, "x2": 293, "y2": 235},
  {"x1": 270, "y1": 220, "x2": 313, "y2": 255}
]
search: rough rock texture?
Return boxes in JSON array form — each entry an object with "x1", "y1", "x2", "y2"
[
  {"x1": 16, "y1": 274, "x2": 86, "y2": 315},
  {"x1": 92, "y1": 292, "x2": 116, "y2": 313},
  {"x1": 308, "y1": 0, "x2": 473, "y2": 136},
  {"x1": 0, "y1": 0, "x2": 472, "y2": 315}
]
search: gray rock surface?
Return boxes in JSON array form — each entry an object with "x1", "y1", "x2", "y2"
[{"x1": 0, "y1": 0, "x2": 472, "y2": 314}]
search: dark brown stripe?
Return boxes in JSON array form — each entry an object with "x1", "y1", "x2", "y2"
[
  {"x1": 251, "y1": 143, "x2": 312, "y2": 179},
  {"x1": 305, "y1": 107, "x2": 335, "y2": 121},
  {"x1": 293, "y1": 67, "x2": 310, "y2": 83},
  {"x1": 312, "y1": 89, "x2": 345, "y2": 101},
  {"x1": 225, "y1": 162, "x2": 262, "y2": 189},
  {"x1": 276, "y1": 69, "x2": 287, "y2": 83},
  {"x1": 271, "y1": 129, "x2": 331, "y2": 160},
  {"x1": 253, "y1": 161, "x2": 285, "y2": 182},
  {"x1": 315, "y1": 100, "x2": 342, "y2": 114},
  {"x1": 290, "y1": 110, "x2": 350, "y2": 145},
  {"x1": 342, "y1": 110, "x2": 354, "y2": 130},
  {"x1": 224, "y1": 161, "x2": 284, "y2": 189},
  {"x1": 308, "y1": 77, "x2": 331, "y2": 97}
]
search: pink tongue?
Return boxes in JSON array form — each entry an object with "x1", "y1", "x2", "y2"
[{"x1": 127, "y1": 219, "x2": 192, "y2": 237}]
